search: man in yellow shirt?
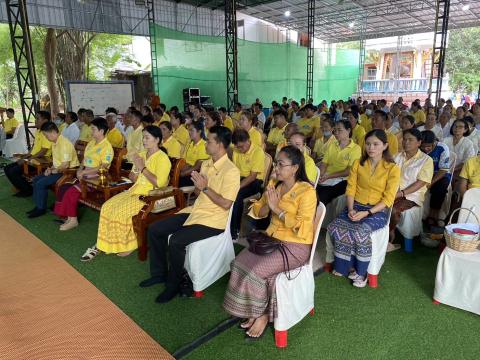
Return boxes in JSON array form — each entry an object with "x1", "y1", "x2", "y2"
[
  {"x1": 1, "y1": 108, "x2": 18, "y2": 138},
  {"x1": 367, "y1": 110, "x2": 399, "y2": 156},
  {"x1": 27, "y1": 121, "x2": 80, "y2": 218},
  {"x1": 218, "y1": 107, "x2": 234, "y2": 132},
  {"x1": 458, "y1": 155, "x2": 480, "y2": 195},
  {"x1": 266, "y1": 109, "x2": 288, "y2": 154},
  {"x1": 105, "y1": 113, "x2": 124, "y2": 148},
  {"x1": 4, "y1": 111, "x2": 52, "y2": 197},
  {"x1": 125, "y1": 109, "x2": 144, "y2": 168},
  {"x1": 141, "y1": 126, "x2": 240, "y2": 302},
  {"x1": 78, "y1": 109, "x2": 94, "y2": 142},
  {"x1": 231, "y1": 128, "x2": 266, "y2": 239},
  {"x1": 411, "y1": 101, "x2": 426, "y2": 126}
]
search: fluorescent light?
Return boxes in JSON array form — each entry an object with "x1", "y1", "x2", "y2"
[
  {"x1": 462, "y1": 4, "x2": 470, "y2": 11},
  {"x1": 284, "y1": 10, "x2": 291, "y2": 17},
  {"x1": 349, "y1": 22, "x2": 355, "y2": 28}
]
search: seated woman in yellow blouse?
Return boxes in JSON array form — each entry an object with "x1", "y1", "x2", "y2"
[
  {"x1": 223, "y1": 146, "x2": 317, "y2": 340},
  {"x1": 179, "y1": 121, "x2": 210, "y2": 187},
  {"x1": 81, "y1": 125, "x2": 171, "y2": 261},
  {"x1": 312, "y1": 115, "x2": 336, "y2": 162},
  {"x1": 327, "y1": 129, "x2": 400, "y2": 288},
  {"x1": 171, "y1": 112, "x2": 190, "y2": 155},
  {"x1": 159, "y1": 121, "x2": 182, "y2": 158},
  {"x1": 53, "y1": 117, "x2": 114, "y2": 231}
]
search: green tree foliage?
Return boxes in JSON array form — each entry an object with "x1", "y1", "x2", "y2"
[{"x1": 446, "y1": 27, "x2": 480, "y2": 94}]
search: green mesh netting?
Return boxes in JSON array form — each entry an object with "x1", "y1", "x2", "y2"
[{"x1": 150, "y1": 24, "x2": 359, "y2": 107}]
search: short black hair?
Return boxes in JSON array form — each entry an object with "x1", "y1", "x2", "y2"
[
  {"x1": 40, "y1": 121, "x2": 58, "y2": 133},
  {"x1": 304, "y1": 103, "x2": 316, "y2": 111},
  {"x1": 67, "y1": 111, "x2": 78, "y2": 122},
  {"x1": 209, "y1": 126, "x2": 232, "y2": 149},
  {"x1": 232, "y1": 128, "x2": 250, "y2": 145},
  {"x1": 143, "y1": 125, "x2": 162, "y2": 148},
  {"x1": 336, "y1": 119, "x2": 353, "y2": 138},
  {"x1": 273, "y1": 109, "x2": 288, "y2": 120},
  {"x1": 464, "y1": 115, "x2": 475, "y2": 127},
  {"x1": 37, "y1": 110, "x2": 51, "y2": 121},
  {"x1": 421, "y1": 130, "x2": 436, "y2": 144},
  {"x1": 174, "y1": 112, "x2": 185, "y2": 124},
  {"x1": 159, "y1": 121, "x2": 172, "y2": 131},
  {"x1": 85, "y1": 109, "x2": 94, "y2": 118},
  {"x1": 91, "y1": 117, "x2": 109, "y2": 135},
  {"x1": 374, "y1": 110, "x2": 387, "y2": 121},
  {"x1": 450, "y1": 118, "x2": 471, "y2": 136},
  {"x1": 159, "y1": 103, "x2": 167, "y2": 111},
  {"x1": 6, "y1": 108, "x2": 14, "y2": 114},
  {"x1": 207, "y1": 111, "x2": 222, "y2": 126},
  {"x1": 403, "y1": 128, "x2": 422, "y2": 141},
  {"x1": 254, "y1": 103, "x2": 263, "y2": 110},
  {"x1": 77, "y1": 108, "x2": 86, "y2": 115},
  {"x1": 218, "y1": 107, "x2": 227, "y2": 113},
  {"x1": 170, "y1": 106, "x2": 179, "y2": 113},
  {"x1": 105, "y1": 107, "x2": 118, "y2": 115},
  {"x1": 130, "y1": 109, "x2": 143, "y2": 122},
  {"x1": 403, "y1": 115, "x2": 415, "y2": 125},
  {"x1": 142, "y1": 114, "x2": 154, "y2": 124}
]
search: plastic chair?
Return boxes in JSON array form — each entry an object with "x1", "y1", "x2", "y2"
[
  {"x1": 458, "y1": 188, "x2": 480, "y2": 223},
  {"x1": 325, "y1": 207, "x2": 393, "y2": 288},
  {"x1": 397, "y1": 205, "x2": 423, "y2": 253},
  {"x1": 3, "y1": 123, "x2": 27, "y2": 158},
  {"x1": 321, "y1": 194, "x2": 347, "y2": 229},
  {"x1": 313, "y1": 166, "x2": 320, "y2": 188},
  {"x1": 274, "y1": 202, "x2": 326, "y2": 348},
  {"x1": 183, "y1": 206, "x2": 235, "y2": 297}
]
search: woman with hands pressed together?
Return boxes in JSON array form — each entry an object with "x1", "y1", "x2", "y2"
[
  {"x1": 327, "y1": 130, "x2": 400, "y2": 288},
  {"x1": 223, "y1": 146, "x2": 317, "y2": 340}
]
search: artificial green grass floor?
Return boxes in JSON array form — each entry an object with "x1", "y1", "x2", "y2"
[{"x1": 1, "y1": 173, "x2": 479, "y2": 359}]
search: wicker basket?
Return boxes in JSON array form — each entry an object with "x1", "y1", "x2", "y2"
[{"x1": 444, "y1": 208, "x2": 480, "y2": 253}]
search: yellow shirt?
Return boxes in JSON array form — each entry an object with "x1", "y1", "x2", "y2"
[
  {"x1": 78, "y1": 124, "x2": 93, "y2": 142},
  {"x1": 3, "y1": 117, "x2": 18, "y2": 134},
  {"x1": 251, "y1": 181, "x2": 317, "y2": 244},
  {"x1": 359, "y1": 114, "x2": 372, "y2": 133},
  {"x1": 51, "y1": 134, "x2": 79, "y2": 169},
  {"x1": 106, "y1": 128, "x2": 124, "y2": 148},
  {"x1": 161, "y1": 113, "x2": 170, "y2": 123},
  {"x1": 413, "y1": 110, "x2": 426, "y2": 125},
  {"x1": 345, "y1": 159, "x2": 400, "y2": 207},
  {"x1": 232, "y1": 144, "x2": 265, "y2": 180},
  {"x1": 58, "y1": 122, "x2": 67, "y2": 133},
  {"x1": 129, "y1": 150, "x2": 171, "y2": 195},
  {"x1": 224, "y1": 116, "x2": 234, "y2": 132},
  {"x1": 304, "y1": 153, "x2": 317, "y2": 184},
  {"x1": 361, "y1": 131, "x2": 398, "y2": 157},
  {"x1": 248, "y1": 127, "x2": 263, "y2": 148},
  {"x1": 32, "y1": 131, "x2": 52, "y2": 158},
  {"x1": 172, "y1": 124, "x2": 190, "y2": 149},
  {"x1": 83, "y1": 138, "x2": 114, "y2": 168},
  {"x1": 231, "y1": 111, "x2": 242, "y2": 126},
  {"x1": 276, "y1": 139, "x2": 289, "y2": 155},
  {"x1": 161, "y1": 136, "x2": 182, "y2": 159},
  {"x1": 180, "y1": 154, "x2": 240, "y2": 229},
  {"x1": 126, "y1": 125, "x2": 144, "y2": 162},
  {"x1": 394, "y1": 150, "x2": 434, "y2": 206},
  {"x1": 459, "y1": 155, "x2": 480, "y2": 189},
  {"x1": 351, "y1": 124, "x2": 366, "y2": 146},
  {"x1": 297, "y1": 116, "x2": 320, "y2": 137},
  {"x1": 313, "y1": 136, "x2": 336, "y2": 160},
  {"x1": 323, "y1": 140, "x2": 361, "y2": 175},
  {"x1": 184, "y1": 138, "x2": 209, "y2": 166},
  {"x1": 267, "y1": 124, "x2": 287, "y2": 146}
]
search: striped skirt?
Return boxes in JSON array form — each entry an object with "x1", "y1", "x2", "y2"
[
  {"x1": 327, "y1": 203, "x2": 388, "y2": 277},
  {"x1": 223, "y1": 242, "x2": 311, "y2": 322}
]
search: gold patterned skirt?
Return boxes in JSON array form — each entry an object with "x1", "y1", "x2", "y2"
[{"x1": 96, "y1": 191, "x2": 144, "y2": 254}]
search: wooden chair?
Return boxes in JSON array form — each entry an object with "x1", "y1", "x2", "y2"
[
  {"x1": 74, "y1": 140, "x2": 88, "y2": 163},
  {"x1": 22, "y1": 157, "x2": 52, "y2": 181},
  {"x1": 132, "y1": 157, "x2": 186, "y2": 261}
]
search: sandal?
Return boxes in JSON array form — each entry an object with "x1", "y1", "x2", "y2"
[
  {"x1": 352, "y1": 276, "x2": 368, "y2": 288},
  {"x1": 81, "y1": 246, "x2": 100, "y2": 262},
  {"x1": 348, "y1": 271, "x2": 360, "y2": 280}
]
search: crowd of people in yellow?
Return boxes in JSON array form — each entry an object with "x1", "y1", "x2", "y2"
[{"x1": 1, "y1": 95, "x2": 479, "y2": 340}]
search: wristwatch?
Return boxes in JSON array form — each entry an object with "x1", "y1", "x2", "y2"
[{"x1": 202, "y1": 187, "x2": 209, "y2": 193}]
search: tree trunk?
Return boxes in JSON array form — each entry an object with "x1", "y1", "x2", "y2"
[{"x1": 44, "y1": 28, "x2": 60, "y2": 117}]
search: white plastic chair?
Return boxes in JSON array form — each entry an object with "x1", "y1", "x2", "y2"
[
  {"x1": 183, "y1": 206, "x2": 235, "y2": 297},
  {"x1": 3, "y1": 123, "x2": 28, "y2": 158},
  {"x1": 312, "y1": 166, "x2": 320, "y2": 188},
  {"x1": 274, "y1": 202, "x2": 326, "y2": 348},
  {"x1": 321, "y1": 194, "x2": 347, "y2": 229},
  {"x1": 458, "y1": 188, "x2": 480, "y2": 223},
  {"x1": 325, "y1": 207, "x2": 392, "y2": 288},
  {"x1": 397, "y1": 205, "x2": 423, "y2": 253}
]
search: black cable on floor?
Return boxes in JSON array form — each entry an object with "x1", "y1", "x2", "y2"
[{"x1": 172, "y1": 317, "x2": 239, "y2": 359}]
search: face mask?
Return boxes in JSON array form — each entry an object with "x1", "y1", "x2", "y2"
[
  {"x1": 53, "y1": 119, "x2": 63, "y2": 126},
  {"x1": 366, "y1": 109, "x2": 372, "y2": 116},
  {"x1": 323, "y1": 131, "x2": 332, "y2": 137}
]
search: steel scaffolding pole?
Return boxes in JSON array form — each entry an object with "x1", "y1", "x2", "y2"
[
  {"x1": 306, "y1": 0, "x2": 315, "y2": 102},
  {"x1": 224, "y1": 0, "x2": 238, "y2": 113},
  {"x1": 428, "y1": 0, "x2": 450, "y2": 107},
  {"x1": 356, "y1": 18, "x2": 367, "y2": 98},
  {"x1": 6, "y1": 0, "x2": 39, "y2": 149},
  {"x1": 146, "y1": 0, "x2": 160, "y2": 98}
]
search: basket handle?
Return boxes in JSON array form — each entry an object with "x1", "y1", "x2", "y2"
[{"x1": 447, "y1": 207, "x2": 480, "y2": 226}]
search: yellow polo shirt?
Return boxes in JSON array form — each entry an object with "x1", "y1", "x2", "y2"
[
  {"x1": 129, "y1": 150, "x2": 171, "y2": 195},
  {"x1": 3, "y1": 117, "x2": 18, "y2": 134},
  {"x1": 267, "y1": 124, "x2": 287, "y2": 145},
  {"x1": 346, "y1": 159, "x2": 400, "y2": 207},
  {"x1": 106, "y1": 128, "x2": 124, "y2": 148},
  {"x1": 58, "y1": 122, "x2": 67, "y2": 133},
  {"x1": 248, "y1": 127, "x2": 263, "y2": 148},
  {"x1": 161, "y1": 113, "x2": 170, "y2": 123},
  {"x1": 126, "y1": 125, "x2": 144, "y2": 162},
  {"x1": 297, "y1": 116, "x2": 320, "y2": 137},
  {"x1": 413, "y1": 110, "x2": 426, "y2": 125},
  {"x1": 78, "y1": 124, "x2": 93, "y2": 142},
  {"x1": 323, "y1": 140, "x2": 361, "y2": 175},
  {"x1": 184, "y1": 138, "x2": 210, "y2": 166},
  {"x1": 304, "y1": 153, "x2": 317, "y2": 184},
  {"x1": 231, "y1": 111, "x2": 242, "y2": 126},
  {"x1": 224, "y1": 116, "x2": 234, "y2": 132},
  {"x1": 351, "y1": 124, "x2": 366, "y2": 146},
  {"x1": 172, "y1": 124, "x2": 190, "y2": 148},
  {"x1": 162, "y1": 136, "x2": 182, "y2": 159},
  {"x1": 359, "y1": 114, "x2": 372, "y2": 133},
  {"x1": 232, "y1": 143, "x2": 265, "y2": 180},
  {"x1": 32, "y1": 131, "x2": 52, "y2": 158},
  {"x1": 276, "y1": 139, "x2": 288, "y2": 155},
  {"x1": 51, "y1": 134, "x2": 79, "y2": 168},
  {"x1": 83, "y1": 138, "x2": 114, "y2": 168},
  {"x1": 251, "y1": 181, "x2": 316, "y2": 245},
  {"x1": 313, "y1": 135, "x2": 336, "y2": 160},
  {"x1": 180, "y1": 154, "x2": 240, "y2": 230},
  {"x1": 360, "y1": 130, "x2": 398, "y2": 157},
  {"x1": 459, "y1": 156, "x2": 480, "y2": 189}
]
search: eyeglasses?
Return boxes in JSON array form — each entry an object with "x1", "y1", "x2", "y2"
[{"x1": 273, "y1": 162, "x2": 293, "y2": 168}]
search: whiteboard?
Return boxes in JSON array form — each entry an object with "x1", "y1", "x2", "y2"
[{"x1": 66, "y1": 81, "x2": 135, "y2": 116}]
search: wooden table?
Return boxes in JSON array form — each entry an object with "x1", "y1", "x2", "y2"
[{"x1": 79, "y1": 176, "x2": 133, "y2": 210}]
